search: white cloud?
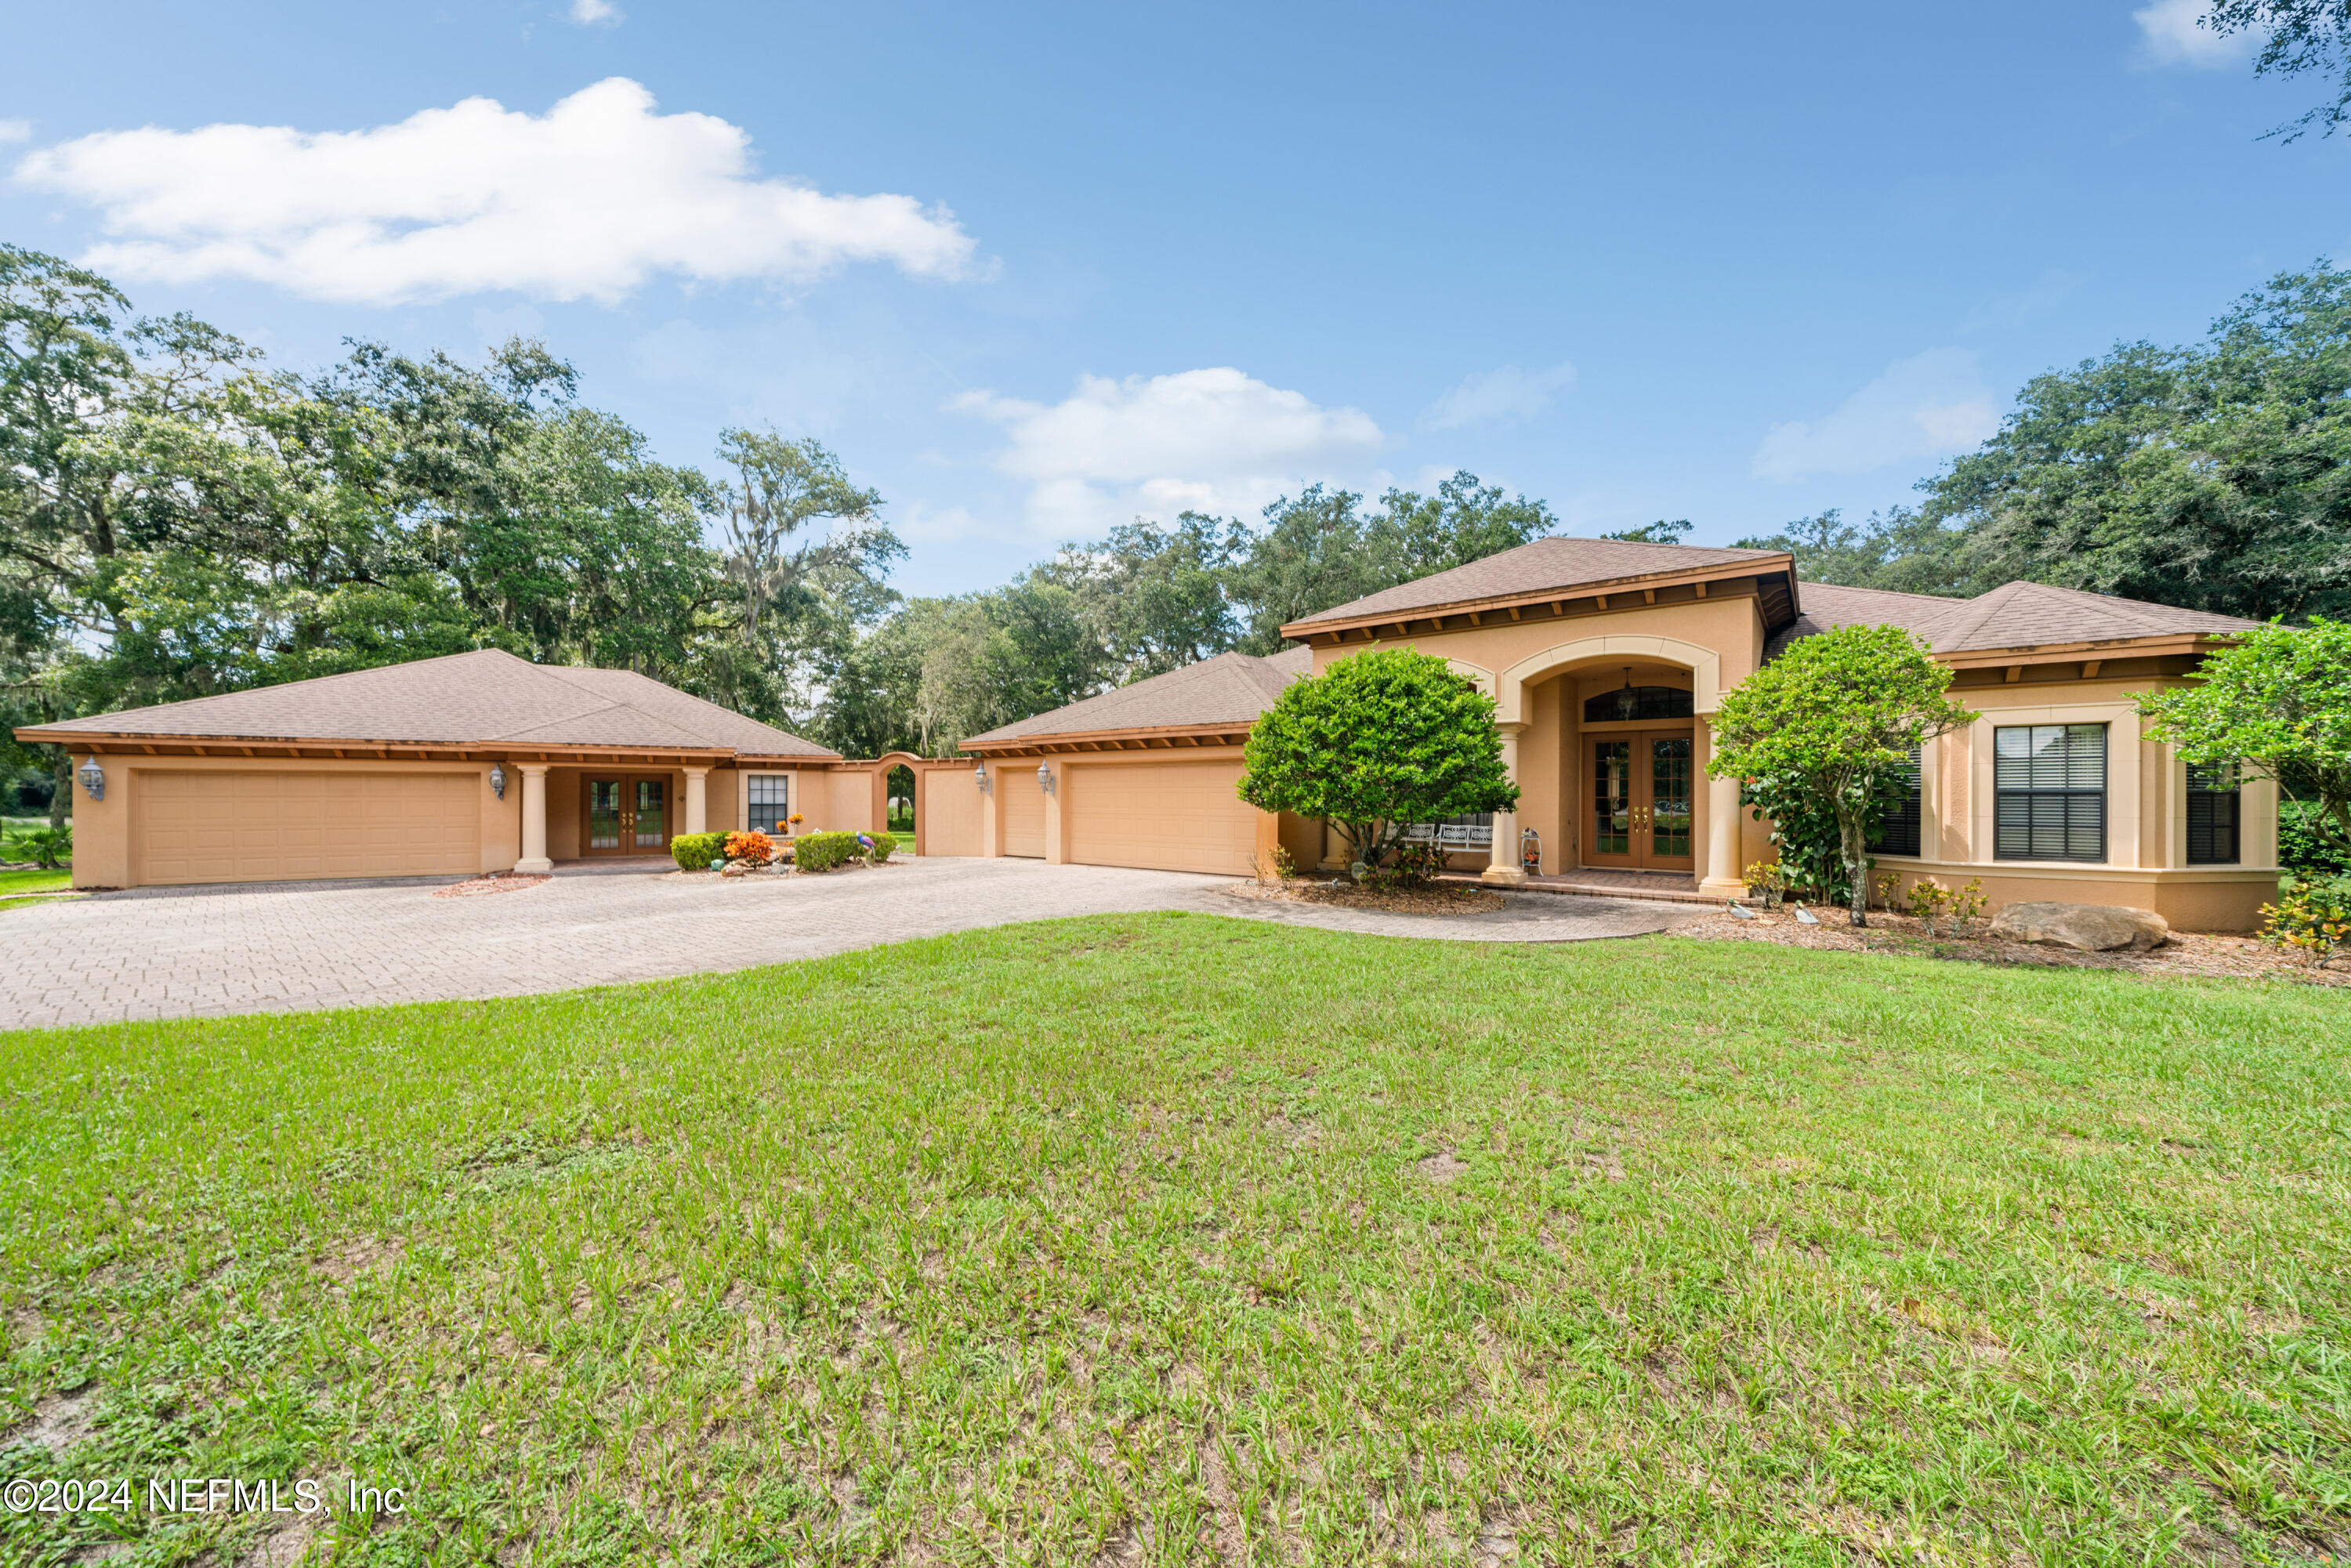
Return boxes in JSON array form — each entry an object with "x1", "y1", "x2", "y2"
[
  {"x1": 954, "y1": 367, "x2": 1386, "y2": 536},
  {"x1": 1752, "y1": 348, "x2": 1999, "y2": 483},
  {"x1": 569, "y1": 0, "x2": 622, "y2": 24},
  {"x1": 2133, "y1": 0, "x2": 2251, "y2": 67},
  {"x1": 1420, "y1": 360, "x2": 1577, "y2": 430},
  {"x1": 0, "y1": 121, "x2": 31, "y2": 146},
  {"x1": 10, "y1": 78, "x2": 976, "y2": 306}
]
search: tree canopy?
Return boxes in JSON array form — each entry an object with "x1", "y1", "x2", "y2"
[
  {"x1": 1237, "y1": 648, "x2": 1519, "y2": 874},
  {"x1": 2139, "y1": 617, "x2": 2351, "y2": 856},
  {"x1": 1737, "y1": 265, "x2": 2351, "y2": 624}
]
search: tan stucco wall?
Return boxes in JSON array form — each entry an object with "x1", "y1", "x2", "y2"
[
  {"x1": 67, "y1": 753, "x2": 520, "y2": 889},
  {"x1": 919, "y1": 763, "x2": 986, "y2": 857}
]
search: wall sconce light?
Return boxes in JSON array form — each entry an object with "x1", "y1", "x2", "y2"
[
  {"x1": 1037, "y1": 761, "x2": 1056, "y2": 795},
  {"x1": 76, "y1": 755, "x2": 105, "y2": 802},
  {"x1": 973, "y1": 761, "x2": 991, "y2": 794},
  {"x1": 488, "y1": 762, "x2": 508, "y2": 800}
]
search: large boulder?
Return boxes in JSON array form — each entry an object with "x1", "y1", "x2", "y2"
[{"x1": 1987, "y1": 901, "x2": 2169, "y2": 952}]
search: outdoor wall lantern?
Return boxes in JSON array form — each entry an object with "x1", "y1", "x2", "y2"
[
  {"x1": 488, "y1": 762, "x2": 508, "y2": 800},
  {"x1": 1037, "y1": 761, "x2": 1056, "y2": 795},
  {"x1": 973, "y1": 762, "x2": 991, "y2": 794},
  {"x1": 77, "y1": 755, "x2": 105, "y2": 802}
]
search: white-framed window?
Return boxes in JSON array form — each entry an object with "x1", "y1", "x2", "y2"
[
  {"x1": 747, "y1": 773, "x2": 790, "y2": 835},
  {"x1": 1404, "y1": 813, "x2": 1494, "y2": 849}
]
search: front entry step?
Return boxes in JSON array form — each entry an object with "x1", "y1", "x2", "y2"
[{"x1": 1435, "y1": 871, "x2": 1731, "y2": 907}]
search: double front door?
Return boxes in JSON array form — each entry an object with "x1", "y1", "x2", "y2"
[
  {"x1": 584, "y1": 775, "x2": 672, "y2": 855},
  {"x1": 1588, "y1": 734, "x2": 1695, "y2": 872}
]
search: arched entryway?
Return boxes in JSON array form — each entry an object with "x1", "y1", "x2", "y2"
[{"x1": 885, "y1": 763, "x2": 915, "y2": 837}]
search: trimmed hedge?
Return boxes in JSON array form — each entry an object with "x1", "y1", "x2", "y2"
[
  {"x1": 867, "y1": 831, "x2": 897, "y2": 864},
  {"x1": 670, "y1": 831, "x2": 727, "y2": 871},
  {"x1": 794, "y1": 830, "x2": 861, "y2": 872}
]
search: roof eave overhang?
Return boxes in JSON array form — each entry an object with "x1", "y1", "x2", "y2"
[
  {"x1": 962, "y1": 722, "x2": 1258, "y2": 756},
  {"x1": 1935, "y1": 632, "x2": 2240, "y2": 669},
  {"x1": 11, "y1": 728, "x2": 744, "y2": 764},
  {"x1": 1279, "y1": 554, "x2": 1800, "y2": 641}
]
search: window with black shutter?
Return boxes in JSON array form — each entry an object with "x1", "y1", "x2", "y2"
[
  {"x1": 2185, "y1": 762, "x2": 2241, "y2": 865},
  {"x1": 1994, "y1": 724, "x2": 2106, "y2": 862},
  {"x1": 1877, "y1": 744, "x2": 1922, "y2": 856}
]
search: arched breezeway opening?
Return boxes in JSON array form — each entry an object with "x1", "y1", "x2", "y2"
[
  {"x1": 1445, "y1": 634, "x2": 1741, "y2": 893},
  {"x1": 885, "y1": 763, "x2": 915, "y2": 837}
]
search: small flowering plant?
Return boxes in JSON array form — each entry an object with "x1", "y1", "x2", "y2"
[
  {"x1": 723, "y1": 830, "x2": 776, "y2": 866},
  {"x1": 787, "y1": 812, "x2": 805, "y2": 832}
]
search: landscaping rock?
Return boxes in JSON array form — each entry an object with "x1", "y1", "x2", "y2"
[{"x1": 1987, "y1": 901, "x2": 2168, "y2": 952}]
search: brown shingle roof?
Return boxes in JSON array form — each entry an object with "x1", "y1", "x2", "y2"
[
  {"x1": 963, "y1": 645, "x2": 1313, "y2": 746},
  {"x1": 1767, "y1": 580, "x2": 2259, "y2": 660},
  {"x1": 26, "y1": 648, "x2": 839, "y2": 758},
  {"x1": 1285, "y1": 537, "x2": 1788, "y2": 630}
]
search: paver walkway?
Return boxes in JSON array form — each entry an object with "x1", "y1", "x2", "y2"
[{"x1": 0, "y1": 858, "x2": 1702, "y2": 1030}]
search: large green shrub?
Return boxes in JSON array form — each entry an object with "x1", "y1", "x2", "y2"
[
  {"x1": 2140, "y1": 619, "x2": 2351, "y2": 864},
  {"x1": 1237, "y1": 647, "x2": 1517, "y2": 875},
  {"x1": 865, "y1": 831, "x2": 897, "y2": 864},
  {"x1": 795, "y1": 831, "x2": 861, "y2": 872},
  {"x1": 1708, "y1": 623, "x2": 1974, "y2": 928},
  {"x1": 670, "y1": 831, "x2": 727, "y2": 871}
]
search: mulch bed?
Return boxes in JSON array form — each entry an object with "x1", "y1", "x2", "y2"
[
  {"x1": 430, "y1": 873, "x2": 551, "y2": 899},
  {"x1": 1224, "y1": 878, "x2": 1507, "y2": 914},
  {"x1": 1679, "y1": 904, "x2": 2349, "y2": 986}
]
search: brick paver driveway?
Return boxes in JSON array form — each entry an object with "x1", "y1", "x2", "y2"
[{"x1": 1, "y1": 858, "x2": 1702, "y2": 1030}]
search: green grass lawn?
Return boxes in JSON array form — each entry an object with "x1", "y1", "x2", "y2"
[
  {"x1": 3, "y1": 916, "x2": 2349, "y2": 1566},
  {"x1": 0, "y1": 867, "x2": 75, "y2": 916}
]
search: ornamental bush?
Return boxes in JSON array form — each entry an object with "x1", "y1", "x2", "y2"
[
  {"x1": 1237, "y1": 647, "x2": 1518, "y2": 875},
  {"x1": 670, "y1": 831, "x2": 727, "y2": 871},
  {"x1": 2259, "y1": 875, "x2": 2351, "y2": 966},
  {"x1": 1708, "y1": 623, "x2": 1974, "y2": 929},
  {"x1": 794, "y1": 830, "x2": 861, "y2": 872},
  {"x1": 723, "y1": 829, "x2": 776, "y2": 866}
]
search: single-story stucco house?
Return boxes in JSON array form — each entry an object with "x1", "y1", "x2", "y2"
[
  {"x1": 20, "y1": 538, "x2": 2280, "y2": 929},
  {"x1": 946, "y1": 538, "x2": 2277, "y2": 931},
  {"x1": 16, "y1": 650, "x2": 961, "y2": 889}
]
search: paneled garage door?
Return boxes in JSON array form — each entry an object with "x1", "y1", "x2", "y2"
[
  {"x1": 1066, "y1": 759, "x2": 1258, "y2": 875},
  {"x1": 998, "y1": 766, "x2": 1046, "y2": 858},
  {"x1": 135, "y1": 770, "x2": 480, "y2": 886}
]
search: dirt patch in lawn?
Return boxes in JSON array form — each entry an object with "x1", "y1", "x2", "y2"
[
  {"x1": 1680, "y1": 906, "x2": 2348, "y2": 986},
  {"x1": 1224, "y1": 880, "x2": 1507, "y2": 914}
]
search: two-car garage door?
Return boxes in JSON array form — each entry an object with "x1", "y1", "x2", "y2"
[
  {"x1": 136, "y1": 770, "x2": 480, "y2": 886},
  {"x1": 1065, "y1": 759, "x2": 1258, "y2": 875}
]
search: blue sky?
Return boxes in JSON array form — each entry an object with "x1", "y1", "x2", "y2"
[{"x1": 1, "y1": 1, "x2": 2341, "y2": 595}]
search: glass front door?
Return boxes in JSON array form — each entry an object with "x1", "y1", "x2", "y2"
[
  {"x1": 1650, "y1": 737, "x2": 1693, "y2": 861},
  {"x1": 587, "y1": 779, "x2": 623, "y2": 851},
  {"x1": 632, "y1": 778, "x2": 668, "y2": 849},
  {"x1": 1592, "y1": 740, "x2": 1633, "y2": 860},
  {"x1": 582, "y1": 774, "x2": 674, "y2": 856},
  {"x1": 1587, "y1": 734, "x2": 1695, "y2": 871}
]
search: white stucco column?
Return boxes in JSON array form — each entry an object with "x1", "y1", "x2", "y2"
[
  {"x1": 1699, "y1": 759, "x2": 1745, "y2": 900},
  {"x1": 1482, "y1": 722, "x2": 1529, "y2": 886},
  {"x1": 683, "y1": 767, "x2": 708, "y2": 836},
  {"x1": 515, "y1": 764, "x2": 552, "y2": 874}
]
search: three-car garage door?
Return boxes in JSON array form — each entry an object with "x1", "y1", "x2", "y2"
[
  {"x1": 135, "y1": 770, "x2": 480, "y2": 885},
  {"x1": 1066, "y1": 759, "x2": 1259, "y2": 875}
]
